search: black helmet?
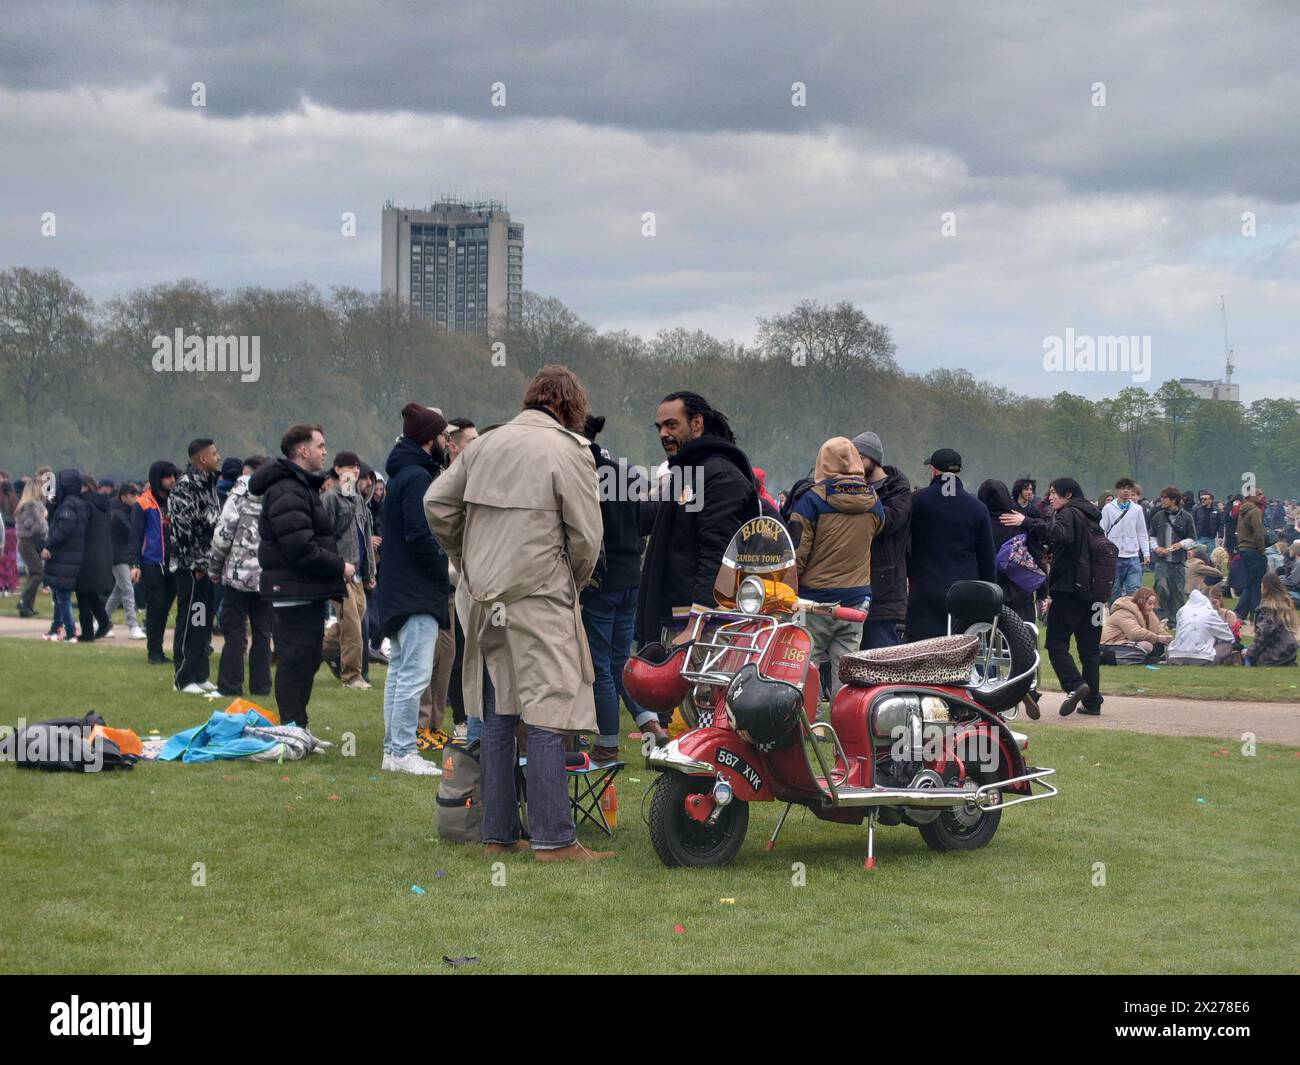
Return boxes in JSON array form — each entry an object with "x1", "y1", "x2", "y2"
[{"x1": 725, "y1": 663, "x2": 801, "y2": 746}]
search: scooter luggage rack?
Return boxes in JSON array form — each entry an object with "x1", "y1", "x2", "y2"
[{"x1": 679, "y1": 611, "x2": 779, "y2": 687}]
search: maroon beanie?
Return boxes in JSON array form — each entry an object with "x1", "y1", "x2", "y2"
[{"x1": 401, "y1": 403, "x2": 448, "y2": 446}]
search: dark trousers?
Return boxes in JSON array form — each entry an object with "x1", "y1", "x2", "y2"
[
  {"x1": 1045, "y1": 591, "x2": 1102, "y2": 711},
  {"x1": 860, "y1": 618, "x2": 903, "y2": 650},
  {"x1": 218, "y1": 586, "x2": 273, "y2": 696},
  {"x1": 141, "y1": 563, "x2": 176, "y2": 660},
  {"x1": 481, "y1": 703, "x2": 574, "y2": 850},
  {"x1": 173, "y1": 570, "x2": 214, "y2": 687},
  {"x1": 447, "y1": 608, "x2": 467, "y2": 725},
  {"x1": 75, "y1": 589, "x2": 110, "y2": 638},
  {"x1": 272, "y1": 600, "x2": 326, "y2": 727},
  {"x1": 18, "y1": 537, "x2": 43, "y2": 612},
  {"x1": 1236, "y1": 548, "x2": 1268, "y2": 622},
  {"x1": 582, "y1": 585, "x2": 642, "y2": 742}
]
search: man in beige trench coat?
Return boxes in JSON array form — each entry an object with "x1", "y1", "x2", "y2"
[{"x1": 424, "y1": 366, "x2": 614, "y2": 861}]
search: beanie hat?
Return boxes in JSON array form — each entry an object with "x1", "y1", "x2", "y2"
[
  {"x1": 401, "y1": 403, "x2": 448, "y2": 446},
  {"x1": 220, "y1": 458, "x2": 244, "y2": 481},
  {"x1": 852, "y1": 431, "x2": 884, "y2": 467},
  {"x1": 332, "y1": 450, "x2": 361, "y2": 471}
]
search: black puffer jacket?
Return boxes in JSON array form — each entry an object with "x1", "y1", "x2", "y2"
[
  {"x1": 587, "y1": 444, "x2": 645, "y2": 595},
  {"x1": 76, "y1": 491, "x2": 115, "y2": 596},
  {"x1": 866, "y1": 466, "x2": 912, "y2": 623},
  {"x1": 110, "y1": 498, "x2": 134, "y2": 565},
  {"x1": 249, "y1": 458, "x2": 346, "y2": 603},
  {"x1": 374, "y1": 436, "x2": 449, "y2": 635},
  {"x1": 636, "y1": 434, "x2": 759, "y2": 641},
  {"x1": 43, "y1": 470, "x2": 90, "y2": 591}
]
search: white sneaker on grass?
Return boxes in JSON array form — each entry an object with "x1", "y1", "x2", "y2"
[
  {"x1": 175, "y1": 683, "x2": 207, "y2": 694},
  {"x1": 388, "y1": 752, "x2": 442, "y2": 776},
  {"x1": 381, "y1": 752, "x2": 394, "y2": 771},
  {"x1": 128, "y1": 626, "x2": 146, "y2": 640},
  {"x1": 199, "y1": 681, "x2": 219, "y2": 692}
]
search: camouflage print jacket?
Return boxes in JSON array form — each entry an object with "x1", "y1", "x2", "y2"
[
  {"x1": 208, "y1": 475, "x2": 263, "y2": 594},
  {"x1": 168, "y1": 464, "x2": 221, "y2": 573}
]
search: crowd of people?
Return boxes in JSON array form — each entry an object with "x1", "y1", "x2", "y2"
[{"x1": 4, "y1": 364, "x2": 1299, "y2": 859}]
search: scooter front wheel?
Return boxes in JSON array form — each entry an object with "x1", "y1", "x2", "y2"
[{"x1": 648, "y1": 773, "x2": 749, "y2": 867}]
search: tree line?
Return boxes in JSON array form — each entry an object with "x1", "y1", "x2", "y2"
[{"x1": 2, "y1": 266, "x2": 1298, "y2": 500}]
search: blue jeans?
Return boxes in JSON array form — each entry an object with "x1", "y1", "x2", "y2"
[
  {"x1": 481, "y1": 702, "x2": 575, "y2": 850},
  {"x1": 1236, "y1": 548, "x2": 1268, "y2": 622},
  {"x1": 860, "y1": 619, "x2": 902, "y2": 649},
  {"x1": 383, "y1": 614, "x2": 438, "y2": 757},
  {"x1": 582, "y1": 585, "x2": 650, "y2": 745},
  {"x1": 1109, "y1": 555, "x2": 1143, "y2": 604},
  {"x1": 50, "y1": 588, "x2": 76, "y2": 638}
]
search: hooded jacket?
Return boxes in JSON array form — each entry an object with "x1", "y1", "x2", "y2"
[
  {"x1": 167, "y1": 463, "x2": 221, "y2": 573},
  {"x1": 42, "y1": 470, "x2": 90, "y2": 591},
  {"x1": 109, "y1": 496, "x2": 134, "y2": 565},
  {"x1": 635, "y1": 433, "x2": 760, "y2": 640},
  {"x1": 789, "y1": 438, "x2": 884, "y2": 604},
  {"x1": 208, "y1": 474, "x2": 263, "y2": 594},
  {"x1": 76, "y1": 490, "x2": 114, "y2": 595},
  {"x1": 129, "y1": 461, "x2": 174, "y2": 567},
  {"x1": 587, "y1": 444, "x2": 645, "y2": 594},
  {"x1": 374, "y1": 436, "x2": 449, "y2": 633},
  {"x1": 1235, "y1": 498, "x2": 1266, "y2": 552},
  {"x1": 249, "y1": 458, "x2": 346, "y2": 603},
  {"x1": 1021, "y1": 496, "x2": 1105, "y2": 596},
  {"x1": 1167, "y1": 590, "x2": 1235, "y2": 662},
  {"x1": 979, "y1": 478, "x2": 1046, "y2": 617}
]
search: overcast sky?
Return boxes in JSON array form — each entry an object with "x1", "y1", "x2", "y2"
[{"x1": 2, "y1": 0, "x2": 1297, "y2": 402}]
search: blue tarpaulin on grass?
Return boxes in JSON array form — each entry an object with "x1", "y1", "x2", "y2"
[{"x1": 159, "y1": 708, "x2": 281, "y2": 764}]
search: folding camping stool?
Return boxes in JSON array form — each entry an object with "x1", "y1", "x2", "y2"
[{"x1": 567, "y1": 758, "x2": 625, "y2": 836}]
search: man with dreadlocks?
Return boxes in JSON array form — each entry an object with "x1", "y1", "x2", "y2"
[{"x1": 636, "y1": 391, "x2": 761, "y2": 647}]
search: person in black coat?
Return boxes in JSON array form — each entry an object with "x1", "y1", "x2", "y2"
[
  {"x1": 904, "y1": 449, "x2": 996, "y2": 641},
  {"x1": 636, "y1": 392, "x2": 760, "y2": 645},
  {"x1": 40, "y1": 469, "x2": 90, "y2": 640},
  {"x1": 249, "y1": 424, "x2": 351, "y2": 727},
  {"x1": 74, "y1": 475, "x2": 114, "y2": 640},
  {"x1": 1000, "y1": 477, "x2": 1103, "y2": 716},
  {"x1": 978, "y1": 478, "x2": 1045, "y2": 625},
  {"x1": 852, "y1": 432, "x2": 912, "y2": 649}
]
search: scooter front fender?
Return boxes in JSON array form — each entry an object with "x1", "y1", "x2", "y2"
[{"x1": 647, "y1": 730, "x2": 776, "y2": 802}]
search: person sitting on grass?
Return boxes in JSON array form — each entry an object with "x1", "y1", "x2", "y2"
[
  {"x1": 1210, "y1": 544, "x2": 1231, "y2": 575},
  {"x1": 1166, "y1": 589, "x2": 1237, "y2": 666},
  {"x1": 1099, "y1": 586, "x2": 1171, "y2": 664},
  {"x1": 1185, "y1": 546, "x2": 1223, "y2": 596},
  {"x1": 1243, "y1": 574, "x2": 1299, "y2": 667}
]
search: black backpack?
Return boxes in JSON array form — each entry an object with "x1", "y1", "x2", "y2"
[
  {"x1": 9, "y1": 711, "x2": 136, "y2": 773},
  {"x1": 1078, "y1": 512, "x2": 1119, "y2": 606},
  {"x1": 780, "y1": 476, "x2": 814, "y2": 524}
]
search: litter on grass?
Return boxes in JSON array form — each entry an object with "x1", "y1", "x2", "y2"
[
  {"x1": 673, "y1": 923, "x2": 685, "y2": 934},
  {"x1": 410, "y1": 884, "x2": 426, "y2": 895},
  {"x1": 436, "y1": 869, "x2": 448, "y2": 878},
  {"x1": 443, "y1": 955, "x2": 479, "y2": 967}
]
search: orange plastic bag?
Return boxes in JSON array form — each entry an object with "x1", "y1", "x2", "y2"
[
  {"x1": 224, "y1": 698, "x2": 279, "y2": 725},
  {"x1": 87, "y1": 725, "x2": 144, "y2": 757}
]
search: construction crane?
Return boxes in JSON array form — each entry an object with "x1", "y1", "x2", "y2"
[{"x1": 1221, "y1": 294, "x2": 1235, "y2": 386}]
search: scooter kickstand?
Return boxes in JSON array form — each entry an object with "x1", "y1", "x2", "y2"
[
  {"x1": 864, "y1": 810, "x2": 878, "y2": 870},
  {"x1": 767, "y1": 803, "x2": 794, "y2": 850}
]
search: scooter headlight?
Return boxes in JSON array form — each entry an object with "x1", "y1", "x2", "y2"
[{"x1": 737, "y1": 576, "x2": 765, "y2": 614}]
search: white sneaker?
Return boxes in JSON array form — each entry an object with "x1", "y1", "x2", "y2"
[
  {"x1": 199, "y1": 681, "x2": 219, "y2": 692},
  {"x1": 128, "y1": 626, "x2": 146, "y2": 640},
  {"x1": 453, "y1": 722, "x2": 468, "y2": 742},
  {"x1": 175, "y1": 683, "x2": 206, "y2": 694},
  {"x1": 381, "y1": 752, "x2": 394, "y2": 771},
  {"x1": 388, "y1": 752, "x2": 442, "y2": 776},
  {"x1": 380, "y1": 637, "x2": 392, "y2": 657}
]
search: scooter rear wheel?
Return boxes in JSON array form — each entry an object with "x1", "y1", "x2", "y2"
[
  {"x1": 649, "y1": 773, "x2": 750, "y2": 867},
  {"x1": 917, "y1": 767, "x2": 1002, "y2": 852}
]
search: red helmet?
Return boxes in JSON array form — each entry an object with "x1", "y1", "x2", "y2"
[{"x1": 623, "y1": 642, "x2": 692, "y2": 713}]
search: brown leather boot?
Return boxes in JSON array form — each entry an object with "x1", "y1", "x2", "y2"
[
  {"x1": 483, "y1": 840, "x2": 531, "y2": 856},
  {"x1": 642, "y1": 720, "x2": 670, "y2": 747},
  {"x1": 534, "y1": 842, "x2": 616, "y2": 862},
  {"x1": 1021, "y1": 691, "x2": 1041, "y2": 720},
  {"x1": 590, "y1": 745, "x2": 621, "y2": 766}
]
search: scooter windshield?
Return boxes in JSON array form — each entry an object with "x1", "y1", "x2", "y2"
[{"x1": 713, "y1": 516, "x2": 799, "y2": 607}]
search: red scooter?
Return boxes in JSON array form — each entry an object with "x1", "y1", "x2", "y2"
[{"x1": 625, "y1": 517, "x2": 1056, "y2": 868}]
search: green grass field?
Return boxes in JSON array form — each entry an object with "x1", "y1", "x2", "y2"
[{"x1": 1, "y1": 637, "x2": 1296, "y2": 974}]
